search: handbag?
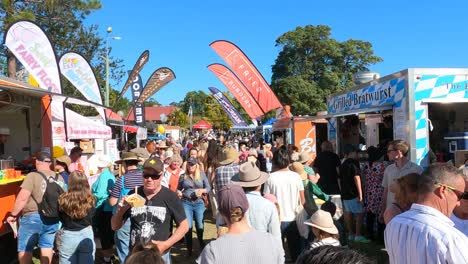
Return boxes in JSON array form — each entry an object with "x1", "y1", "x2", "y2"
[{"x1": 201, "y1": 193, "x2": 209, "y2": 207}]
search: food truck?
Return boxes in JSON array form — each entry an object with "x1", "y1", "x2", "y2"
[
  {"x1": 272, "y1": 116, "x2": 328, "y2": 160},
  {"x1": 0, "y1": 76, "x2": 112, "y2": 248},
  {"x1": 307, "y1": 68, "x2": 468, "y2": 167}
]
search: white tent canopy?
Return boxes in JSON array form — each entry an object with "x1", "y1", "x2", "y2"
[{"x1": 52, "y1": 107, "x2": 112, "y2": 140}]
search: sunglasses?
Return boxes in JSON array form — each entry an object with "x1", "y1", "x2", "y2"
[
  {"x1": 143, "y1": 173, "x2": 162, "y2": 180},
  {"x1": 435, "y1": 182, "x2": 468, "y2": 201}
]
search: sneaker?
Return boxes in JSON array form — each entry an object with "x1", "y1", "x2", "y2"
[{"x1": 354, "y1": 236, "x2": 371, "y2": 243}]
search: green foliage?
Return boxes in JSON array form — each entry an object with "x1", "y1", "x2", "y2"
[
  {"x1": 168, "y1": 107, "x2": 188, "y2": 127},
  {"x1": 204, "y1": 94, "x2": 232, "y2": 130},
  {"x1": 0, "y1": 0, "x2": 129, "y2": 115},
  {"x1": 144, "y1": 98, "x2": 160, "y2": 107},
  {"x1": 271, "y1": 25, "x2": 382, "y2": 115},
  {"x1": 180, "y1": 90, "x2": 208, "y2": 116}
]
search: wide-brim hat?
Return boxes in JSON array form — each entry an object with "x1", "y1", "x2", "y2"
[
  {"x1": 304, "y1": 209, "x2": 338, "y2": 235},
  {"x1": 115, "y1": 152, "x2": 140, "y2": 164},
  {"x1": 232, "y1": 161, "x2": 269, "y2": 187},
  {"x1": 55, "y1": 155, "x2": 71, "y2": 168},
  {"x1": 219, "y1": 146, "x2": 239, "y2": 165},
  {"x1": 290, "y1": 162, "x2": 307, "y2": 180},
  {"x1": 156, "y1": 141, "x2": 169, "y2": 149},
  {"x1": 130, "y1": 147, "x2": 150, "y2": 161},
  {"x1": 97, "y1": 154, "x2": 112, "y2": 168}
]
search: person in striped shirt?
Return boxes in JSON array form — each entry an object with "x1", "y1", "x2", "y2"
[{"x1": 304, "y1": 210, "x2": 340, "y2": 250}]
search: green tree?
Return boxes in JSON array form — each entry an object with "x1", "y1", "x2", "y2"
[
  {"x1": 180, "y1": 90, "x2": 208, "y2": 117},
  {"x1": 204, "y1": 94, "x2": 232, "y2": 130},
  {"x1": 0, "y1": 0, "x2": 129, "y2": 114},
  {"x1": 271, "y1": 25, "x2": 382, "y2": 115},
  {"x1": 167, "y1": 107, "x2": 188, "y2": 127},
  {"x1": 144, "y1": 98, "x2": 161, "y2": 107}
]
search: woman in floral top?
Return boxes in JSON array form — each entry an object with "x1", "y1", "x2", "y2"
[{"x1": 362, "y1": 146, "x2": 386, "y2": 241}]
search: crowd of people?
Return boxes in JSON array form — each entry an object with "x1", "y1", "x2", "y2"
[{"x1": 5, "y1": 131, "x2": 468, "y2": 264}]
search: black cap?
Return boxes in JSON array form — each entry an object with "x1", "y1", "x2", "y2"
[{"x1": 36, "y1": 152, "x2": 52, "y2": 162}]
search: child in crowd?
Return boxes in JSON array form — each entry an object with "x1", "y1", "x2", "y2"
[
  {"x1": 384, "y1": 173, "x2": 419, "y2": 224},
  {"x1": 321, "y1": 201, "x2": 346, "y2": 246},
  {"x1": 126, "y1": 244, "x2": 165, "y2": 264},
  {"x1": 304, "y1": 210, "x2": 340, "y2": 249},
  {"x1": 338, "y1": 145, "x2": 369, "y2": 243}
]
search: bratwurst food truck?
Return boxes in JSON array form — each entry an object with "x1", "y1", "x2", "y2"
[{"x1": 315, "y1": 68, "x2": 468, "y2": 168}]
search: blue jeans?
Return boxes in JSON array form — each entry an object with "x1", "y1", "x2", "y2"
[
  {"x1": 58, "y1": 226, "x2": 95, "y2": 264},
  {"x1": 114, "y1": 218, "x2": 131, "y2": 263},
  {"x1": 162, "y1": 250, "x2": 171, "y2": 264},
  {"x1": 17, "y1": 213, "x2": 59, "y2": 252},
  {"x1": 182, "y1": 200, "x2": 205, "y2": 230}
]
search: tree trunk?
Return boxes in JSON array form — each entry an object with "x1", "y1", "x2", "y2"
[{"x1": 7, "y1": 50, "x2": 16, "y2": 79}]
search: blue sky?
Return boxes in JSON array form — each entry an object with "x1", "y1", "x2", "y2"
[{"x1": 87, "y1": 0, "x2": 468, "y2": 106}]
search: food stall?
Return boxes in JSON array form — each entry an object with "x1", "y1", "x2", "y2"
[
  {"x1": 311, "y1": 68, "x2": 468, "y2": 167},
  {"x1": 0, "y1": 76, "x2": 111, "y2": 237}
]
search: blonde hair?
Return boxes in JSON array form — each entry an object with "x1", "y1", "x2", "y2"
[
  {"x1": 185, "y1": 163, "x2": 202, "y2": 182},
  {"x1": 263, "y1": 143, "x2": 272, "y2": 152}
]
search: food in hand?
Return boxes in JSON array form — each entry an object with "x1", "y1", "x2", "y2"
[{"x1": 126, "y1": 194, "x2": 145, "y2": 207}]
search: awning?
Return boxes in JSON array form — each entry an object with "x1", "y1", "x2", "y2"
[
  {"x1": 53, "y1": 108, "x2": 112, "y2": 140},
  {"x1": 193, "y1": 120, "x2": 212, "y2": 129}
]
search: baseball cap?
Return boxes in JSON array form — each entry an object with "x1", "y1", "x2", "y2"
[
  {"x1": 36, "y1": 152, "x2": 52, "y2": 162},
  {"x1": 143, "y1": 157, "x2": 164, "y2": 174},
  {"x1": 218, "y1": 184, "x2": 249, "y2": 217},
  {"x1": 187, "y1": 157, "x2": 198, "y2": 165}
]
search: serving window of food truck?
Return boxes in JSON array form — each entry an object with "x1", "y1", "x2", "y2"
[{"x1": 323, "y1": 68, "x2": 468, "y2": 167}]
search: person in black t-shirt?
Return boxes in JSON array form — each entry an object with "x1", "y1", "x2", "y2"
[
  {"x1": 313, "y1": 141, "x2": 341, "y2": 194},
  {"x1": 338, "y1": 145, "x2": 369, "y2": 243},
  {"x1": 112, "y1": 158, "x2": 189, "y2": 264}
]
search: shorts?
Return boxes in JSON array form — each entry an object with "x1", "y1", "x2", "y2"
[
  {"x1": 343, "y1": 198, "x2": 363, "y2": 214},
  {"x1": 17, "y1": 213, "x2": 60, "y2": 252}
]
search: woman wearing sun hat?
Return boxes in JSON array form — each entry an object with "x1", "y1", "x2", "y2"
[{"x1": 304, "y1": 209, "x2": 340, "y2": 250}]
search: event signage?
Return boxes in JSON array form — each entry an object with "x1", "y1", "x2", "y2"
[
  {"x1": 210, "y1": 40, "x2": 282, "y2": 113},
  {"x1": 130, "y1": 73, "x2": 145, "y2": 126},
  {"x1": 136, "y1": 67, "x2": 176, "y2": 105},
  {"x1": 59, "y1": 52, "x2": 105, "y2": 119},
  {"x1": 327, "y1": 79, "x2": 397, "y2": 114},
  {"x1": 119, "y1": 50, "x2": 149, "y2": 96},
  {"x1": 208, "y1": 87, "x2": 247, "y2": 126},
  {"x1": 208, "y1": 63, "x2": 264, "y2": 119},
  {"x1": 5, "y1": 20, "x2": 62, "y2": 94}
]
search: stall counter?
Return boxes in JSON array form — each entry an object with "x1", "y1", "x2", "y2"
[{"x1": 0, "y1": 179, "x2": 23, "y2": 236}]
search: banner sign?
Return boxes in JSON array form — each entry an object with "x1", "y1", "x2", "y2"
[
  {"x1": 208, "y1": 87, "x2": 247, "y2": 126},
  {"x1": 327, "y1": 78, "x2": 404, "y2": 114},
  {"x1": 59, "y1": 52, "x2": 105, "y2": 119},
  {"x1": 210, "y1": 40, "x2": 282, "y2": 113},
  {"x1": 208, "y1": 63, "x2": 264, "y2": 119},
  {"x1": 130, "y1": 73, "x2": 145, "y2": 126},
  {"x1": 5, "y1": 20, "x2": 62, "y2": 94},
  {"x1": 119, "y1": 50, "x2": 149, "y2": 96},
  {"x1": 136, "y1": 67, "x2": 176, "y2": 105}
]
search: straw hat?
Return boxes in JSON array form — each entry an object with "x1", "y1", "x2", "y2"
[
  {"x1": 219, "y1": 146, "x2": 238, "y2": 165},
  {"x1": 231, "y1": 162, "x2": 269, "y2": 187},
  {"x1": 55, "y1": 155, "x2": 71, "y2": 168},
  {"x1": 156, "y1": 141, "x2": 169, "y2": 149},
  {"x1": 304, "y1": 209, "x2": 338, "y2": 235},
  {"x1": 97, "y1": 155, "x2": 112, "y2": 168},
  {"x1": 290, "y1": 162, "x2": 307, "y2": 180},
  {"x1": 297, "y1": 152, "x2": 311, "y2": 164},
  {"x1": 115, "y1": 152, "x2": 140, "y2": 164}
]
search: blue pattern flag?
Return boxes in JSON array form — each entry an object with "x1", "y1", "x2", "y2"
[{"x1": 208, "y1": 87, "x2": 247, "y2": 126}]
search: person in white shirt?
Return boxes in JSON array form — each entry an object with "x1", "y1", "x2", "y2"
[
  {"x1": 450, "y1": 171, "x2": 468, "y2": 236},
  {"x1": 264, "y1": 146, "x2": 305, "y2": 262},
  {"x1": 381, "y1": 140, "x2": 422, "y2": 219},
  {"x1": 385, "y1": 164, "x2": 468, "y2": 264}
]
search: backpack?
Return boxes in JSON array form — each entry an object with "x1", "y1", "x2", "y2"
[
  {"x1": 32, "y1": 171, "x2": 64, "y2": 218},
  {"x1": 112, "y1": 175, "x2": 130, "y2": 214}
]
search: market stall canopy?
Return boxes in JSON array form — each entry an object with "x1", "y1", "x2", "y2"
[
  {"x1": 53, "y1": 108, "x2": 112, "y2": 140},
  {"x1": 231, "y1": 124, "x2": 257, "y2": 131},
  {"x1": 193, "y1": 120, "x2": 212, "y2": 129},
  {"x1": 263, "y1": 118, "x2": 276, "y2": 126}
]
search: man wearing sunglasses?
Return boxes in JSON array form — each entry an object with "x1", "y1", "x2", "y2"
[
  {"x1": 451, "y1": 172, "x2": 468, "y2": 236},
  {"x1": 112, "y1": 157, "x2": 188, "y2": 264},
  {"x1": 385, "y1": 164, "x2": 468, "y2": 264}
]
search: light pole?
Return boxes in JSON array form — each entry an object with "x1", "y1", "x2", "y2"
[{"x1": 104, "y1": 27, "x2": 121, "y2": 107}]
